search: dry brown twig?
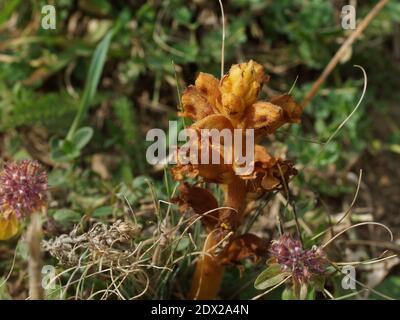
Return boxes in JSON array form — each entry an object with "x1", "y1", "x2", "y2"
[{"x1": 302, "y1": 0, "x2": 390, "y2": 108}]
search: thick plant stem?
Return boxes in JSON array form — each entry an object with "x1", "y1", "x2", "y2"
[
  {"x1": 190, "y1": 231, "x2": 225, "y2": 300},
  {"x1": 190, "y1": 177, "x2": 246, "y2": 299},
  {"x1": 27, "y1": 212, "x2": 44, "y2": 300}
]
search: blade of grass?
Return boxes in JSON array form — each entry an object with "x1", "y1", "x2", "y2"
[
  {"x1": 0, "y1": 0, "x2": 21, "y2": 25},
  {"x1": 66, "y1": 29, "x2": 114, "y2": 141}
]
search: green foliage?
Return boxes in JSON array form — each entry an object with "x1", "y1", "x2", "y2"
[
  {"x1": 0, "y1": 0, "x2": 22, "y2": 25},
  {"x1": 0, "y1": 85, "x2": 77, "y2": 131},
  {"x1": 66, "y1": 29, "x2": 114, "y2": 140},
  {"x1": 254, "y1": 264, "x2": 288, "y2": 290},
  {"x1": 53, "y1": 208, "x2": 82, "y2": 226},
  {"x1": 112, "y1": 97, "x2": 147, "y2": 175},
  {"x1": 370, "y1": 276, "x2": 400, "y2": 300},
  {"x1": 50, "y1": 29, "x2": 115, "y2": 162},
  {"x1": 0, "y1": 0, "x2": 399, "y2": 301}
]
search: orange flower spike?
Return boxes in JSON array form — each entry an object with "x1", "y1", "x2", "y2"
[
  {"x1": 220, "y1": 60, "x2": 266, "y2": 121},
  {"x1": 253, "y1": 144, "x2": 275, "y2": 166},
  {"x1": 171, "y1": 163, "x2": 198, "y2": 181},
  {"x1": 180, "y1": 72, "x2": 222, "y2": 121},
  {"x1": 181, "y1": 86, "x2": 215, "y2": 121},
  {"x1": 173, "y1": 183, "x2": 220, "y2": 231},
  {"x1": 196, "y1": 142, "x2": 235, "y2": 183},
  {"x1": 191, "y1": 114, "x2": 234, "y2": 132},
  {"x1": 234, "y1": 144, "x2": 273, "y2": 181},
  {"x1": 261, "y1": 173, "x2": 281, "y2": 190},
  {"x1": 219, "y1": 233, "x2": 268, "y2": 265},
  {"x1": 240, "y1": 101, "x2": 284, "y2": 134},
  {"x1": 194, "y1": 72, "x2": 221, "y2": 109},
  {"x1": 261, "y1": 159, "x2": 297, "y2": 191},
  {"x1": 270, "y1": 94, "x2": 303, "y2": 124},
  {"x1": 173, "y1": 60, "x2": 303, "y2": 300}
]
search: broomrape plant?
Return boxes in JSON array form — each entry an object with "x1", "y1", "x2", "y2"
[{"x1": 172, "y1": 60, "x2": 303, "y2": 299}]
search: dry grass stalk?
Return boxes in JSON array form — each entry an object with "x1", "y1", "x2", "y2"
[
  {"x1": 27, "y1": 212, "x2": 44, "y2": 300},
  {"x1": 302, "y1": 0, "x2": 389, "y2": 108}
]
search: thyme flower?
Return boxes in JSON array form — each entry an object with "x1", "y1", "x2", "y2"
[
  {"x1": 270, "y1": 234, "x2": 327, "y2": 283},
  {"x1": 0, "y1": 160, "x2": 48, "y2": 219}
]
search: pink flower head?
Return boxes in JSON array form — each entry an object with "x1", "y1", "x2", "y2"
[
  {"x1": 270, "y1": 234, "x2": 327, "y2": 283},
  {"x1": 0, "y1": 160, "x2": 48, "y2": 219}
]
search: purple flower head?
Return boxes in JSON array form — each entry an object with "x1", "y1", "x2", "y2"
[
  {"x1": 0, "y1": 160, "x2": 48, "y2": 219},
  {"x1": 270, "y1": 234, "x2": 327, "y2": 283}
]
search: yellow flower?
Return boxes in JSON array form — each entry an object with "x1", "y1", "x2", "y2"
[
  {"x1": 0, "y1": 160, "x2": 48, "y2": 240},
  {"x1": 0, "y1": 212, "x2": 19, "y2": 240},
  {"x1": 220, "y1": 60, "x2": 265, "y2": 121}
]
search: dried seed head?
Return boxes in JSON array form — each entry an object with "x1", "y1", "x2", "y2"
[
  {"x1": 270, "y1": 234, "x2": 327, "y2": 283},
  {"x1": 0, "y1": 160, "x2": 48, "y2": 219},
  {"x1": 43, "y1": 220, "x2": 141, "y2": 267}
]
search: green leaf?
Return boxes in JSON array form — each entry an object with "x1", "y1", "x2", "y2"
[
  {"x1": 92, "y1": 206, "x2": 113, "y2": 218},
  {"x1": 50, "y1": 127, "x2": 93, "y2": 162},
  {"x1": 0, "y1": 0, "x2": 21, "y2": 25},
  {"x1": 389, "y1": 144, "x2": 400, "y2": 155},
  {"x1": 72, "y1": 195, "x2": 107, "y2": 209},
  {"x1": 0, "y1": 277, "x2": 12, "y2": 300},
  {"x1": 174, "y1": 7, "x2": 192, "y2": 25},
  {"x1": 49, "y1": 137, "x2": 80, "y2": 162},
  {"x1": 79, "y1": 0, "x2": 112, "y2": 16},
  {"x1": 45, "y1": 284, "x2": 63, "y2": 300},
  {"x1": 48, "y1": 169, "x2": 69, "y2": 188},
  {"x1": 313, "y1": 275, "x2": 326, "y2": 292},
  {"x1": 370, "y1": 276, "x2": 400, "y2": 300},
  {"x1": 254, "y1": 264, "x2": 288, "y2": 290},
  {"x1": 299, "y1": 283, "x2": 311, "y2": 300},
  {"x1": 53, "y1": 209, "x2": 82, "y2": 224},
  {"x1": 307, "y1": 286, "x2": 316, "y2": 300},
  {"x1": 176, "y1": 236, "x2": 190, "y2": 252},
  {"x1": 72, "y1": 127, "x2": 94, "y2": 150},
  {"x1": 291, "y1": 282, "x2": 316, "y2": 300},
  {"x1": 67, "y1": 29, "x2": 114, "y2": 140},
  {"x1": 282, "y1": 286, "x2": 297, "y2": 300}
]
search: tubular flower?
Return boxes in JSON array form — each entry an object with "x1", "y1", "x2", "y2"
[{"x1": 0, "y1": 160, "x2": 48, "y2": 240}]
